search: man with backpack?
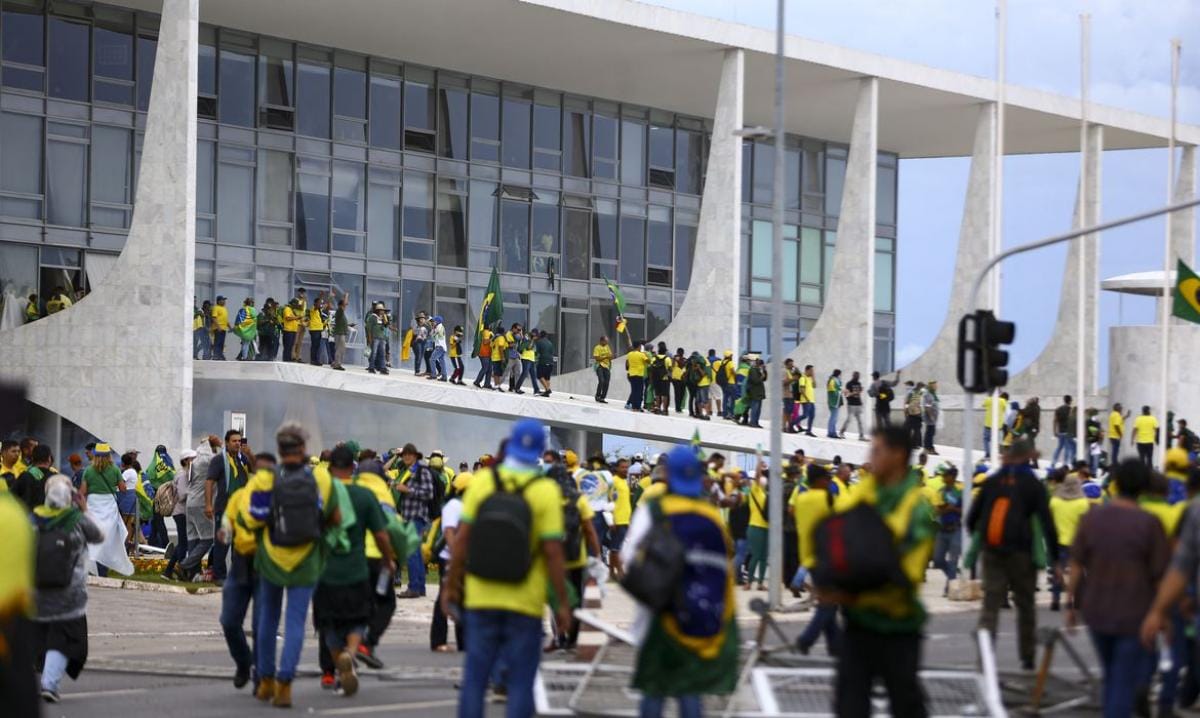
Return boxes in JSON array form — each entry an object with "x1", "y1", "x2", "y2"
[
  {"x1": 11, "y1": 443, "x2": 54, "y2": 511},
  {"x1": 649, "y1": 343, "x2": 672, "y2": 415},
  {"x1": 814, "y1": 426, "x2": 934, "y2": 717},
  {"x1": 903, "y1": 381, "x2": 924, "y2": 450},
  {"x1": 869, "y1": 370, "x2": 898, "y2": 429},
  {"x1": 714, "y1": 350, "x2": 737, "y2": 420},
  {"x1": 441, "y1": 418, "x2": 571, "y2": 718},
  {"x1": 966, "y1": 438, "x2": 1059, "y2": 671},
  {"x1": 790, "y1": 464, "x2": 839, "y2": 656},
  {"x1": 619, "y1": 445, "x2": 739, "y2": 717},
  {"x1": 240, "y1": 423, "x2": 342, "y2": 708},
  {"x1": 352, "y1": 455, "x2": 404, "y2": 668},
  {"x1": 545, "y1": 457, "x2": 602, "y2": 651},
  {"x1": 392, "y1": 443, "x2": 438, "y2": 599}
]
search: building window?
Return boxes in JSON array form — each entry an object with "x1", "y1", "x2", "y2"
[
  {"x1": 2, "y1": 0, "x2": 44, "y2": 92},
  {"x1": 620, "y1": 120, "x2": 645, "y2": 187},
  {"x1": 825, "y1": 146, "x2": 847, "y2": 217},
  {"x1": 619, "y1": 205, "x2": 646, "y2": 285},
  {"x1": 296, "y1": 51, "x2": 330, "y2": 138},
  {"x1": 47, "y1": 122, "x2": 88, "y2": 227},
  {"x1": 877, "y1": 153, "x2": 898, "y2": 227},
  {"x1": 218, "y1": 39, "x2": 255, "y2": 127},
  {"x1": 369, "y1": 66, "x2": 401, "y2": 149},
  {"x1": 366, "y1": 168, "x2": 400, "y2": 260},
  {"x1": 93, "y1": 11, "x2": 134, "y2": 106},
  {"x1": 296, "y1": 155, "x2": 330, "y2": 253},
  {"x1": 468, "y1": 180, "x2": 498, "y2": 269},
  {"x1": 675, "y1": 129, "x2": 702, "y2": 195},
  {"x1": 197, "y1": 29, "x2": 216, "y2": 118},
  {"x1": 257, "y1": 149, "x2": 292, "y2": 247},
  {"x1": 500, "y1": 197, "x2": 530, "y2": 274},
  {"x1": 217, "y1": 144, "x2": 254, "y2": 244},
  {"x1": 646, "y1": 206, "x2": 671, "y2": 287},
  {"x1": 562, "y1": 205, "x2": 590, "y2": 281},
  {"x1": 196, "y1": 140, "x2": 215, "y2": 238},
  {"x1": 502, "y1": 90, "x2": 531, "y2": 169},
  {"x1": 136, "y1": 32, "x2": 155, "y2": 111},
  {"x1": 532, "y1": 97, "x2": 560, "y2": 171},
  {"x1": 673, "y1": 213, "x2": 696, "y2": 291},
  {"x1": 785, "y1": 142, "x2": 801, "y2": 210},
  {"x1": 48, "y1": 17, "x2": 88, "y2": 101},
  {"x1": 403, "y1": 68, "x2": 436, "y2": 153},
  {"x1": 436, "y1": 178, "x2": 467, "y2": 268},
  {"x1": 750, "y1": 219, "x2": 771, "y2": 298},
  {"x1": 563, "y1": 102, "x2": 589, "y2": 178},
  {"x1": 592, "y1": 113, "x2": 617, "y2": 181},
  {"x1": 647, "y1": 125, "x2": 673, "y2": 189},
  {"x1": 875, "y1": 237, "x2": 895, "y2": 312},
  {"x1": 437, "y1": 80, "x2": 468, "y2": 160},
  {"x1": 752, "y1": 140, "x2": 774, "y2": 205},
  {"x1": 470, "y1": 87, "x2": 499, "y2": 163},
  {"x1": 332, "y1": 160, "x2": 365, "y2": 253},
  {"x1": 592, "y1": 199, "x2": 617, "y2": 279},
  {"x1": 333, "y1": 55, "x2": 366, "y2": 143},
  {"x1": 531, "y1": 199, "x2": 558, "y2": 277},
  {"x1": 402, "y1": 171, "x2": 433, "y2": 260},
  {"x1": 90, "y1": 125, "x2": 132, "y2": 228},
  {"x1": 257, "y1": 39, "x2": 294, "y2": 130},
  {"x1": 800, "y1": 227, "x2": 822, "y2": 304},
  {"x1": 0, "y1": 112, "x2": 43, "y2": 220}
]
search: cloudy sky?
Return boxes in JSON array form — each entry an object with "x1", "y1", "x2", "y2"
[{"x1": 648, "y1": 0, "x2": 1200, "y2": 381}]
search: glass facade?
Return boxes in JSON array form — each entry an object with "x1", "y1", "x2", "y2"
[{"x1": 0, "y1": 0, "x2": 897, "y2": 371}]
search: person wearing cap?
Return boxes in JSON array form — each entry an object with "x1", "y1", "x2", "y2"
[
  {"x1": 713, "y1": 350, "x2": 737, "y2": 420},
  {"x1": 210, "y1": 296, "x2": 230, "y2": 360},
  {"x1": 431, "y1": 471, "x2": 471, "y2": 653},
  {"x1": 534, "y1": 329, "x2": 556, "y2": 397},
  {"x1": 391, "y1": 443, "x2": 436, "y2": 598},
  {"x1": 410, "y1": 311, "x2": 430, "y2": 376},
  {"x1": 442, "y1": 418, "x2": 570, "y2": 718},
  {"x1": 620, "y1": 445, "x2": 738, "y2": 717},
  {"x1": 929, "y1": 465, "x2": 963, "y2": 597},
  {"x1": 364, "y1": 302, "x2": 390, "y2": 375},
  {"x1": 449, "y1": 325, "x2": 466, "y2": 385},
  {"x1": 966, "y1": 438, "x2": 1059, "y2": 671},
  {"x1": 79, "y1": 444, "x2": 133, "y2": 577},
  {"x1": 161, "y1": 450, "x2": 196, "y2": 580},
  {"x1": 424, "y1": 315, "x2": 446, "y2": 381},
  {"x1": 255, "y1": 298, "x2": 280, "y2": 361},
  {"x1": 516, "y1": 326, "x2": 538, "y2": 393},
  {"x1": 1048, "y1": 473, "x2": 1090, "y2": 612}
]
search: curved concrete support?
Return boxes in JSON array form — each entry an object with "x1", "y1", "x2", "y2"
[
  {"x1": 1170, "y1": 145, "x2": 1196, "y2": 267},
  {"x1": 786, "y1": 78, "x2": 878, "y2": 374},
  {"x1": 900, "y1": 103, "x2": 996, "y2": 382},
  {"x1": 553, "y1": 48, "x2": 744, "y2": 396},
  {"x1": 0, "y1": 0, "x2": 197, "y2": 452},
  {"x1": 1008, "y1": 124, "x2": 1103, "y2": 397}
]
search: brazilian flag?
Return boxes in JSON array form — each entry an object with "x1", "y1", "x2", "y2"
[
  {"x1": 472, "y1": 267, "x2": 504, "y2": 358},
  {"x1": 1174, "y1": 259, "x2": 1200, "y2": 325}
]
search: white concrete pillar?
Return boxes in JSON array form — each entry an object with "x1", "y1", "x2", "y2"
[
  {"x1": 0, "y1": 0, "x2": 198, "y2": 453},
  {"x1": 1170, "y1": 145, "x2": 1196, "y2": 268},
  {"x1": 551, "y1": 48, "x2": 744, "y2": 395},
  {"x1": 787, "y1": 77, "x2": 878, "y2": 376},
  {"x1": 900, "y1": 102, "x2": 996, "y2": 383}
]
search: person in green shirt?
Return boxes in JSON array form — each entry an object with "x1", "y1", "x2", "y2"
[
  {"x1": 23, "y1": 293, "x2": 39, "y2": 323},
  {"x1": 534, "y1": 330, "x2": 556, "y2": 397},
  {"x1": 314, "y1": 446, "x2": 395, "y2": 697},
  {"x1": 329, "y1": 293, "x2": 354, "y2": 371},
  {"x1": 826, "y1": 369, "x2": 844, "y2": 439}
]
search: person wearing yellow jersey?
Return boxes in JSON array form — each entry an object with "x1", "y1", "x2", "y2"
[
  {"x1": 307, "y1": 295, "x2": 328, "y2": 366},
  {"x1": 1047, "y1": 474, "x2": 1090, "y2": 611},
  {"x1": 1133, "y1": 405, "x2": 1159, "y2": 466},
  {"x1": 981, "y1": 392, "x2": 1008, "y2": 459},
  {"x1": 1108, "y1": 403, "x2": 1129, "y2": 463},
  {"x1": 670, "y1": 351, "x2": 688, "y2": 414},
  {"x1": 790, "y1": 465, "x2": 838, "y2": 654},
  {"x1": 24, "y1": 292, "x2": 40, "y2": 323},
  {"x1": 192, "y1": 299, "x2": 208, "y2": 359},
  {"x1": 210, "y1": 295, "x2": 230, "y2": 360},
  {"x1": 625, "y1": 341, "x2": 649, "y2": 412},
  {"x1": 591, "y1": 335, "x2": 613, "y2": 403},
  {"x1": 239, "y1": 424, "x2": 341, "y2": 708},
  {"x1": 0, "y1": 487, "x2": 36, "y2": 711},
  {"x1": 1140, "y1": 473, "x2": 1186, "y2": 537},
  {"x1": 744, "y1": 463, "x2": 769, "y2": 590},
  {"x1": 930, "y1": 465, "x2": 964, "y2": 597},
  {"x1": 797, "y1": 364, "x2": 817, "y2": 436},
  {"x1": 0, "y1": 439, "x2": 22, "y2": 488},
  {"x1": 352, "y1": 457, "x2": 400, "y2": 666},
  {"x1": 441, "y1": 419, "x2": 569, "y2": 718},
  {"x1": 557, "y1": 488, "x2": 601, "y2": 650},
  {"x1": 280, "y1": 299, "x2": 301, "y2": 363},
  {"x1": 448, "y1": 325, "x2": 465, "y2": 384},
  {"x1": 609, "y1": 459, "x2": 633, "y2": 578}
]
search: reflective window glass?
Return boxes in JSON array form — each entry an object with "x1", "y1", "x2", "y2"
[
  {"x1": 875, "y1": 250, "x2": 894, "y2": 311},
  {"x1": 502, "y1": 97, "x2": 530, "y2": 169},
  {"x1": 675, "y1": 130, "x2": 702, "y2": 195},
  {"x1": 137, "y1": 35, "x2": 156, "y2": 111},
  {"x1": 533, "y1": 103, "x2": 559, "y2": 150},
  {"x1": 500, "y1": 199, "x2": 529, "y2": 274},
  {"x1": 619, "y1": 215, "x2": 645, "y2": 285},
  {"x1": 531, "y1": 203, "x2": 558, "y2": 254},
  {"x1": 825, "y1": 148, "x2": 846, "y2": 216},
  {"x1": 259, "y1": 41, "x2": 293, "y2": 108},
  {"x1": 752, "y1": 141, "x2": 774, "y2": 204},
  {"x1": 218, "y1": 159, "x2": 253, "y2": 244},
  {"x1": 437, "y1": 191, "x2": 466, "y2": 267},
  {"x1": 674, "y1": 222, "x2": 695, "y2": 291},
  {"x1": 297, "y1": 62, "x2": 330, "y2": 138},
  {"x1": 593, "y1": 115, "x2": 617, "y2": 180},
  {"x1": 196, "y1": 140, "x2": 214, "y2": 214},
  {"x1": 257, "y1": 149, "x2": 292, "y2": 244},
  {"x1": 94, "y1": 26, "x2": 133, "y2": 81},
  {"x1": 470, "y1": 92, "x2": 498, "y2": 162},
  {"x1": 334, "y1": 66, "x2": 366, "y2": 118},
  {"x1": 198, "y1": 43, "x2": 215, "y2": 95},
  {"x1": 0, "y1": 112, "x2": 42, "y2": 196},
  {"x1": 90, "y1": 126, "x2": 131, "y2": 205},
  {"x1": 47, "y1": 140, "x2": 86, "y2": 226},
  {"x1": 786, "y1": 145, "x2": 801, "y2": 210},
  {"x1": 741, "y1": 140, "x2": 752, "y2": 202},
  {"x1": 402, "y1": 279, "x2": 432, "y2": 326},
  {"x1": 800, "y1": 227, "x2": 822, "y2": 284},
  {"x1": 2, "y1": 3, "x2": 42, "y2": 67},
  {"x1": 438, "y1": 86, "x2": 467, "y2": 159},
  {"x1": 877, "y1": 159, "x2": 897, "y2": 226},
  {"x1": 404, "y1": 80, "x2": 434, "y2": 130},
  {"x1": 219, "y1": 48, "x2": 254, "y2": 126},
  {"x1": 332, "y1": 161, "x2": 364, "y2": 231},
  {"x1": 647, "y1": 209, "x2": 671, "y2": 266},
  {"x1": 620, "y1": 120, "x2": 644, "y2": 187},
  {"x1": 563, "y1": 207, "x2": 589, "y2": 280},
  {"x1": 0, "y1": 243, "x2": 37, "y2": 297},
  {"x1": 296, "y1": 170, "x2": 330, "y2": 253},
  {"x1": 646, "y1": 302, "x2": 670, "y2": 340},
  {"x1": 48, "y1": 18, "x2": 89, "y2": 101},
  {"x1": 592, "y1": 201, "x2": 617, "y2": 260},
  {"x1": 369, "y1": 74, "x2": 401, "y2": 149},
  {"x1": 468, "y1": 180, "x2": 498, "y2": 247},
  {"x1": 367, "y1": 182, "x2": 399, "y2": 259},
  {"x1": 782, "y1": 235, "x2": 798, "y2": 302},
  {"x1": 402, "y1": 172, "x2": 433, "y2": 239},
  {"x1": 563, "y1": 109, "x2": 589, "y2": 178}
]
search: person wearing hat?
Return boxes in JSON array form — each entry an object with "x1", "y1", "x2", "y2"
[
  {"x1": 410, "y1": 311, "x2": 430, "y2": 376},
  {"x1": 431, "y1": 471, "x2": 471, "y2": 653},
  {"x1": 79, "y1": 444, "x2": 134, "y2": 577},
  {"x1": 620, "y1": 445, "x2": 738, "y2": 716},
  {"x1": 390, "y1": 443, "x2": 436, "y2": 598},
  {"x1": 364, "y1": 302, "x2": 387, "y2": 375},
  {"x1": 210, "y1": 296, "x2": 230, "y2": 360},
  {"x1": 428, "y1": 315, "x2": 448, "y2": 381},
  {"x1": 713, "y1": 350, "x2": 737, "y2": 420},
  {"x1": 1048, "y1": 473, "x2": 1089, "y2": 612},
  {"x1": 442, "y1": 418, "x2": 570, "y2": 718},
  {"x1": 256, "y1": 298, "x2": 281, "y2": 361},
  {"x1": 929, "y1": 465, "x2": 963, "y2": 597}
]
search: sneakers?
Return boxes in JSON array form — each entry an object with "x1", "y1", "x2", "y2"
[
  {"x1": 272, "y1": 680, "x2": 292, "y2": 708},
  {"x1": 255, "y1": 676, "x2": 276, "y2": 702},
  {"x1": 355, "y1": 643, "x2": 384, "y2": 670},
  {"x1": 335, "y1": 650, "x2": 359, "y2": 697},
  {"x1": 233, "y1": 664, "x2": 250, "y2": 689},
  {"x1": 41, "y1": 689, "x2": 60, "y2": 704},
  {"x1": 320, "y1": 672, "x2": 336, "y2": 690}
]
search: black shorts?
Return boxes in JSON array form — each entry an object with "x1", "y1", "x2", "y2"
[
  {"x1": 537, "y1": 364, "x2": 553, "y2": 381},
  {"x1": 653, "y1": 379, "x2": 671, "y2": 395}
]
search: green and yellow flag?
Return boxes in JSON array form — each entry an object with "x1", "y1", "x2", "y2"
[
  {"x1": 605, "y1": 278, "x2": 626, "y2": 315},
  {"x1": 1174, "y1": 259, "x2": 1200, "y2": 324},
  {"x1": 472, "y1": 267, "x2": 504, "y2": 358}
]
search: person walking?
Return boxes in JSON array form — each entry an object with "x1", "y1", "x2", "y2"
[
  {"x1": 441, "y1": 419, "x2": 571, "y2": 718},
  {"x1": 1020, "y1": 397, "x2": 1042, "y2": 443},
  {"x1": 500, "y1": 325, "x2": 525, "y2": 393},
  {"x1": 981, "y1": 391, "x2": 1008, "y2": 459},
  {"x1": 142, "y1": 445, "x2": 176, "y2": 548},
  {"x1": 217, "y1": 455, "x2": 263, "y2": 692},
  {"x1": 428, "y1": 315, "x2": 449, "y2": 381},
  {"x1": 176, "y1": 435, "x2": 220, "y2": 581},
  {"x1": 826, "y1": 369, "x2": 844, "y2": 439},
  {"x1": 930, "y1": 465, "x2": 963, "y2": 596},
  {"x1": 797, "y1": 365, "x2": 817, "y2": 436},
  {"x1": 1066, "y1": 460, "x2": 1168, "y2": 718},
  {"x1": 531, "y1": 330, "x2": 554, "y2": 396},
  {"x1": 1133, "y1": 405, "x2": 1159, "y2": 465},
  {"x1": 11, "y1": 443, "x2": 53, "y2": 512},
  {"x1": 714, "y1": 350, "x2": 737, "y2": 420},
  {"x1": 393, "y1": 443, "x2": 436, "y2": 598},
  {"x1": 194, "y1": 299, "x2": 211, "y2": 359},
  {"x1": 411, "y1": 312, "x2": 430, "y2": 376},
  {"x1": 902, "y1": 381, "x2": 923, "y2": 449},
  {"x1": 967, "y1": 439, "x2": 1059, "y2": 670},
  {"x1": 1107, "y1": 403, "x2": 1128, "y2": 464},
  {"x1": 1047, "y1": 473, "x2": 1090, "y2": 612},
  {"x1": 307, "y1": 295, "x2": 328, "y2": 366},
  {"x1": 744, "y1": 461, "x2": 769, "y2": 590},
  {"x1": 240, "y1": 424, "x2": 341, "y2": 708},
  {"x1": 206, "y1": 430, "x2": 251, "y2": 585},
  {"x1": 365, "y1": 303, "x2": 389, "y2": 375},
  {"x1": 210, "y1": 295, "x2": 230, "y2": 360},
  {"x1": 1052, "y1": 396, "x2": 1077, "y2": 466},
  {"x1": 32, "y1": 475, "x2": 104, "y2": 703},
  {"x1": 79, "y1": 445, "x2": 133, "y2": 577},
  {"x1": 649, "y1": 343, "x2": 671, "y2": 414},
  {"x1": 235, "y1": 297, "x2": 259, "y2": 361},
  {"x1": 329, "y1": 293, "x2": 353, "y2": 371},
  {"x1": 870, "y1": 370, "x2": 898, "y2": 429},
  {"x1": 743, "y1": 358, "x2": 766, "y2": 428},
  {"x1": 921, "y1": 381, "x2": 941, "y2": 454},
  {"x1": 281, "y1": 298, "x2": 301, "y2": 363},
  {"x1": 431, "y1": 472, "x2": 470, "y2": 653},
  {"x1": 620, "y1": 446, "x2": 739, "y2": 718},
  {"x1": 473, "y1": 323, "x2": 494, "y2": 388},
  {"x1": 790, "y1": 464, "x2": 839, "y2": 655},
  {"x1": 162, "y1": 450, "x2": 195, "y2": 580},
  {"x1": 841, "y1": 371, "x2": 866, "y2": 440},
  {"x1": 256, "y1": 298, "x2": 280, "y2": 361},
  {"x1": 515, "y1": 328, "x2": 537, "y2": 393},
  {"x1": 449, "y1": 325, "x2": 466, "y2": 385},
  {"x1": 626, "y1": 341, "x2": 649, "y2": 412}
]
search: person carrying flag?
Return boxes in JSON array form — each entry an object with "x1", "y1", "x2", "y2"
[{"x1": 234, "y1": 297, "x2": 259, "y2": 361}]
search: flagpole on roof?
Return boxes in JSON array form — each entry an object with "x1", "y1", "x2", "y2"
[
  {"x1": 1075, "y1": 14, "x2": 1090, "y2": 462},
  {"x1": 1158, "y1": 39, "x2": 1181, "y2": 466}
]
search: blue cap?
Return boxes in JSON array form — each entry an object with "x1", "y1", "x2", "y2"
[
  {"x1": 507, "y1": 418, "x2": 546, "y2": 465},
  {"x1": 433, "y1": 315, "x2": 443, "y2": 323},
  {"x1": 666, "y1": 445, "x2": 704, "y2": 497}
]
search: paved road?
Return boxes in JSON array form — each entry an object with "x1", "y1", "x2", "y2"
[{"x1": 42, "y1": 584, "x2": 1097, "y2": 717}]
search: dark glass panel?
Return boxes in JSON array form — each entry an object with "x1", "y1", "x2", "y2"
[
  {"x1": 618, "y1": 215, "x2": 644, "y2": 285},
  {"x1": 500, "y1": 199, "x2": 529, "y2": 274},
  {"x1": 297, "y1": 62, "x2": 330, "y2": 138},
  {"x1": 334, "y1": 65, "x2": 366, "y2": 118},
  {"x1": 402, "y1": 172, "x2": 433, "y2": 239},
  {"x1": 404, "y1": 80, "x2": 434, "y2": 130},
  {"x1": 501, "y1": 97, "x2": 530, "y2": 169},
  {"x1": 137, "y1": 35, "x2": 156, "y2": 110},
  {"x1": 562, "y1": 207, "x2": 589, "y2": 280},
  {"x1": 436, "y1": 192, "x2": 466, "y2": 267},
  {"x1": 369, "y1": 74, "x2": 401, "y2": 149},
  {"x1": 94, "y1": 26, "x2": 133, "y2": 80},
  {"x1": 437, "y1": 86, "x2": 467, "y2": 159},
  {"x1": 2, "y1": 3, "x2": 43, "y2": 67},
  {"x1": 48, "y1": 18, "x2": 88, "y2": 101},
  {"x1": 219, "y1": 49, "x2": 255, "y2": 126},
  {"x1": 563, "y1": 109, "x2": 589, "y2": 178},
  {"x1": 673, "y1": 222, "x2": 695, "y2": 291}
]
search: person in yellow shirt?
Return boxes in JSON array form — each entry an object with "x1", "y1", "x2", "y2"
[
  {"x1": 744, "y1": 464, "x2": 769, "y2": 590},
  {"x1": 1048, "y1": 474, "x2": 1090, "y2": 610},
  {"x1": 210, "y1": 296, "x2": 230, "y2": 360},
  {"x1": 280, "y1": 300, "x2": 301, "y2": 363},
  {"x1": 589, "y1": 335, "x2": 613, "y2": 403},
  {"x1": 557, "y1": 491, "x2": 601, "y2": 650},
  {"x1": 306, "y1": 295, "x2": 327, "y2": 366},
  {"x1": 1108, "y1": 403, "x2": 1129, "y2": 463},
  {"x1": 981, "y1": 392, "x2": 1008, "y2": 459},
  {"x1": 790, "y1": 464, "x2": 837, "y2": 654},
  {"x1": 625, "y1": 342, "x2": 649, "y2": 413},
  {"x1": 1133, "y1": 406, "x2": 1159, "y2": 466},
  {"x1": 797, "y1": 364, "x2": 816, "y2": 436},
  {"x1": 608, "y1": 459, "x2": 633, "y2": 579}
]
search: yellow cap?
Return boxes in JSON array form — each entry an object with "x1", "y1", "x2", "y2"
[
  {"x1": 94, "y1": 443, "x2": 111, "y2": 454},
  {"x1": 1166, "y1": 447, "x2": 1190, "y2": 472},
  {"x1": 564, "y1": 450, "x2": 579, "y2": 468}
]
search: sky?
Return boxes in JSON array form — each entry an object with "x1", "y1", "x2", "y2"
[{"x1": 646, "y1": 0, "x2": 1200, "y2": 380}]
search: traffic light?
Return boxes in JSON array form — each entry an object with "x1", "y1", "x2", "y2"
[{"x1": 957, "y1": 310, "x2": 1016, "y2": 393}]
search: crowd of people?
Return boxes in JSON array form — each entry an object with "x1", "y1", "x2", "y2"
[{"x1": 6, "y1": 402, "x2": 1200, "y2": 716}]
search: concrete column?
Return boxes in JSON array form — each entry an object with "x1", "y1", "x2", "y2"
[
  {"x1": 552, "y1": 48, "x2": 744, "y2": 396},
  {"x1": 900, "y1": 103, "x2": 996, "y2": 383},
  {"x1": 1171, "y1": 145, "x2": 1196, "y2": 268},
  {"x1": 787, "y1": 77, "x2": 878, "y2": 376},
  {"x1": 0, "y1": 0, "x2": 197, "y2": 453},
  {"x1": 1009, "y1": 124, "x2": 1103, "y2": 399}
]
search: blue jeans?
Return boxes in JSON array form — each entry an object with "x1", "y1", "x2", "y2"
[
  {"x1": 41, "y1": 649, "x2": 69, "y2": 693},
  {"x1": 1090, "y1": 630, "x2": 1153, "y2": 718},
  {"x1": 412, "y1": 338, "x2": 427, "y2": 373},
  {"x1": 255, "y1": 580, "x2": 315, "y2": 683},
  {"x1": 517, "y1": 359, "x2": 534, "y2": 391},
  {"x1": 407, "y1": 518, "x2": 429, "y2": 594},
  {"x1": 724, "y1": 383, "x2": 740, "y2": 419},
  {"x1": 983, "y1": 426, "x2": 992, "y2": 457},
  {"x1": 459, "y1": 610, "x2": 543, "y2": 718},
  {"x1": 220, "y1": 567, "x2": 258, "y2": 673},
  {"x1": 640, "y1": 695, "x2": 701, "y2": 718},
  {"x1": 798, "y1": 603, "x2": 841, "y2": 655},
  {"x1": 193, "y1": 327, "x2": 210, "y2": 359},
  {"x1": 1159, "y1": 611, "x2": 1188, "y2": 711},
  {"x1": 1053, "y1": 433, "x2": 1077, "y2": 465},
  {"x1": 474, "y1": 357, "x2": 492, "y2": 387},
  {"x1": 800, "y1": 402, "x2": 815, "y2": 432},
  {"x1": 827, "y1": 405, "x2": 841, "y2": 436},
  {"x1": 628, "y1": 376, "x2": 645, "y2": 410},
  {"x1": 732, "y1": 538, "x2": 748, "y2": 584},
  {"x1": 370, "y1": 338, "x2": 387, "y2": 372},
  {"x1": 212, "y1": 329, "x2": 226, "y2": 359},
  {"x1": 748, "y1": 399, "x2": 763, "y2": 426},
  {"x1": 430, "y1": 346, "x2": 448, "y2": 379},
  {"x1": 933, "y1": 529, "x2": 961, "y2": 582}
]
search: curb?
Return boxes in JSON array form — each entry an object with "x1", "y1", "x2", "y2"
[{"x1": 87, "y1": 575, "x2": 221, "y2": 595}]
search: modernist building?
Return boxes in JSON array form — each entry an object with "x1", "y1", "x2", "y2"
[{"x1": 0, "y1": 0, "x2": 1194, "y2": 459}]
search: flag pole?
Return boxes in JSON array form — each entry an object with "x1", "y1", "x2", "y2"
[
  {"x1": 1159, "y1": 39, "x2": 1181, "y2": 465},
  {"x1": 987, "y1": 0, "x2": 1007, "y2": 463},
  {"x1": 1075, "y1": 14, "x2": 1090, "y2": 461}
]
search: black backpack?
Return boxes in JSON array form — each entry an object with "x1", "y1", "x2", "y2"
[
  {"x1": 877, "y1": 385, "x2": 894, "y2": 403},
  {"x1": 620, "y1": 500, "x2": 685, "y2": 611},
  {"x1": 650, "y1": 355, "x2": 669, "y2": 382},
  {"x1": 269, "y1": 465, "x2": 323, "y2": 547},
  {"x1": 546, "y1": 465, "x2": 584, "y2": 562},
  {"x1": 427, "y1": 467, "x2": 447, "y2": 518},
  {"x1": 466, "y1": 470, "x2": 542, "y2": 583},
  {"x1": 36, "y1": 524, "x2": 78, "y2": 589},
  {"x1": 811, "y1": 503, "x2": 909, "y2": 594}
]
